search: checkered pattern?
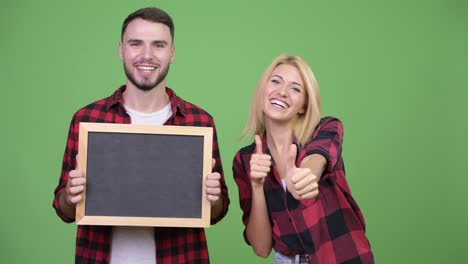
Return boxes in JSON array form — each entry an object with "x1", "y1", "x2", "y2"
[
  {"x1": 53, "y1": 85, "x2": 230, "y2": 263},
  {"x1": 233, "y1": 117, "x2": 374, "y2": 263}
]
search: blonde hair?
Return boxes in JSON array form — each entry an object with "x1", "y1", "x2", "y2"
[{"x1": 242, "y1": 54, "x2": 322, "y2": 146}]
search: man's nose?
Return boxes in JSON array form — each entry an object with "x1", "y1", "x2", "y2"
[{"x1": 141, "y1": 45, "x2": 153, "y2": 60}]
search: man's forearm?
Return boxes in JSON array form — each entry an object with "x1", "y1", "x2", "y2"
[
  {"x1": 210, "y1": 196, "x2": 224, "y2": 220},
  {"x1": 59, "y1": 191, "x2": 76, "y2": 220}
]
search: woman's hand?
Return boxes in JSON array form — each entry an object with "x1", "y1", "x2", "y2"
[
  {"x1": 249, "y1": 135, "x2": 272, "y2": 188},
  {"x1": 285, "y1": 144, "x2": 319, "y2": 200}
]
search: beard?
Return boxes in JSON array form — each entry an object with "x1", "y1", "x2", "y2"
[{"x1": 123, "y1": 62, "x2": 170, "y2": 92}]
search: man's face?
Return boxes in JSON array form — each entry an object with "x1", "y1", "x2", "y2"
[{"x1": 119, "y1": 18, "x2": 175, "y2": 91}]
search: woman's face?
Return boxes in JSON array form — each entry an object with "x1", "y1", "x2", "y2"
[{"x1": 262, "y1": 64, "x2": 306, "y2": 123}]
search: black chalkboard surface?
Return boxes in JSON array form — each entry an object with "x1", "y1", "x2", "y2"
[{"x1": 75, "y1": 122, "x2": 213, "y2": 227}]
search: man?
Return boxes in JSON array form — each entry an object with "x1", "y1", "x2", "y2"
[{"x1": 52, "y1": 7, "x2": 229, "y2": 263}]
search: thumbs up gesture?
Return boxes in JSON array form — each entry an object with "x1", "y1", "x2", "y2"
[
  {"x1": 64, "y1": 155, "x2": 86, "y2": 207},
  {"x1": 249, "y1": 135, "x2": 272, "y2": 187},
  {"x1": 205, "y1": 158, "x2": 221, "y2": 206},
  {"x1": 285, "y1": 144, "x2": 319, "y2": 200}
]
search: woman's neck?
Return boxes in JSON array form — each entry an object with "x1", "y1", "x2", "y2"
[{"x1": 265, "y1": 119, "x2": 294, "y2": 154}]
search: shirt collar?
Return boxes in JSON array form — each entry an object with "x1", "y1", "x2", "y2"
[
  {"x1": 260, "y1": 133, "x2": 300, "y2": 155},
  {"x1": 260, "y1": 133, "x2": 301, "y2": 170},
  {"x1": 105, "y1": 85, "x2": 187, "y2": 116}
]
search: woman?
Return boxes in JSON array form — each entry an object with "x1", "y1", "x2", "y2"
[{"x1": 232, "y1": 54, "x2": 374, "y2": 263}]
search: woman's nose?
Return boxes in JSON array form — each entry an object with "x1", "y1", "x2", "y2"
[{"x1": 279, "y1": 86, "x2": 288, "y2": 97}]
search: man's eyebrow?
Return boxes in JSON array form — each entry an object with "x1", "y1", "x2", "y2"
[
  {"x1": 153, "y1": 40, "x2": 169, "y2": 45},
  {"x1": 126, "y1": 39, "x2": 142, "y2": 43}
]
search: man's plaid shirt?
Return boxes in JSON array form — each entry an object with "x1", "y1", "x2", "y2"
[{"x1": 53, "y1": 86, "x2": 230, "y2": 263}]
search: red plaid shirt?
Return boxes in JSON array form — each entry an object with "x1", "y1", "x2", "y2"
[
  {"x1": 233, "y1": 117, "x2": 374, "y2": 264},
  {"x1": 53, "y1": 85, "x2": 230, "y2": 264}
]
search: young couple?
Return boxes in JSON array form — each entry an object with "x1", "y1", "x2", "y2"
[{"x1": 53, "y1": 7, "x2": 373, "y2": 264}]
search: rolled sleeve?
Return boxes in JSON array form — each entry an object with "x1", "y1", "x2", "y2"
[
  {"x1": 210, "y1": 122, "x2": 230, "y2": 225},
  {"x1": 304, "y1": 117, "x2": 344, "y2": 173},
  {"x1": 232, "y1": 150, "x2": 253, "y2": 245},
  {"x1": 52, "y1": 116, "x2": 78, "y2": 223}
]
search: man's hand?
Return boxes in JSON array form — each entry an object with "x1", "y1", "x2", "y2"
[
  {"x1": 249, "y1": 135, "x2": 272, "y2": 187},
  {"x1": 64, "y1": 169, "x2": 86, "y2": 207},
  {"x1": 206, "y1": 158, "x2": 221, "y2": 206},
  {"x1": 285, "y1": 144, "x2": 319, "y2": 200}
]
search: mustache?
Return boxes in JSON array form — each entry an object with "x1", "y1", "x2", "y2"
[{"x1": 134, "y1": 60, "x2": 159, "y2": 66}]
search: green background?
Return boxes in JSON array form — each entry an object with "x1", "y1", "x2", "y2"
[{"x1": 1, "y1": 0, "x2": 467, "y2": 263}]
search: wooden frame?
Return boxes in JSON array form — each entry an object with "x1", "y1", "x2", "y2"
[{"x1": 76, "y1": 122, "x2": 213, "y2": 227}]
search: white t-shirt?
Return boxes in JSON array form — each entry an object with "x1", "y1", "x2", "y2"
[
  {"x1": 281, "y1": 178, "x2": 287, "y2": 191},
  {"x1": 123, "y1": 103, "x2": 173, "y2": 126},
  {"x1": 110, "y1": 103, "x2": 172, "y2": 264}
]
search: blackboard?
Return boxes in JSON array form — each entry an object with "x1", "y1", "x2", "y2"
[{"x1": 75, "y1": 122, "x2": 213, "y2": 227}]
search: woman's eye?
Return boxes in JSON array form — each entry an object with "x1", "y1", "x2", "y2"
[{"x1": 292, "y1": 87, "x2": 301, "y2": 93}]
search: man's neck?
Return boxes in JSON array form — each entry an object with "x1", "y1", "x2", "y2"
[{"x1": 123, "y1": 83, "x2": 170, "y2": 113}]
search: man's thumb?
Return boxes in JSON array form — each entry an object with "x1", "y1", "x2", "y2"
[
  {"x1": 254, "y1": 135, "x2": 263, "y2": 154},
  {"x1": 75, "y1": 154, "x2": 79, "y2": 169}
]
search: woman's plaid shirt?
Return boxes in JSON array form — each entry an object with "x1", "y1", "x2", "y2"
[{"x1": 233, "y1": 117, "x2": 374, "y2": 263}]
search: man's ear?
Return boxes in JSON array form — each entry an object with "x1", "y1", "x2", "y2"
[
  {"x1": 170, "y1": 45, "x2": 176, "y2": 64},
  {"x1": 118, "y1": 42, "x2": 123, "y2": 60}
]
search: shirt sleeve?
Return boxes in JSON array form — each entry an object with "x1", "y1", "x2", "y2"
[
  {"x1": 210, "y1": 121, "x2": 230, "y2": 225},
  {"x1": 52, "y1": 114, "x2": 79, "y2": 223},
  {"x1": 232, "y1": 150, "x2": 253, "y2": 245},
  {"x1": 303, "y1": 117, "x2": 344, "y2": 174}
]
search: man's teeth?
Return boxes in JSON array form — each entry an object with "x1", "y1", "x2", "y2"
[
  {"x1": 270, "y1": 99, "x2": 287, "y2": 108},
  {"x1": 137, "y1": 66, "x2": 156, "y2": 71}
]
